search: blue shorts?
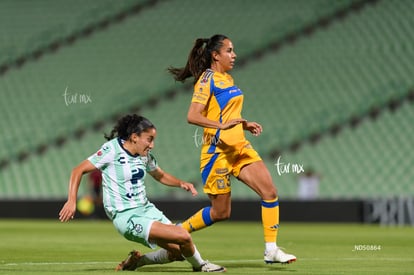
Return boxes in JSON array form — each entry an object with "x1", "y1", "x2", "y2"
[{"x1": 112, "y1": 202, "x2": 171, "y2": 249}]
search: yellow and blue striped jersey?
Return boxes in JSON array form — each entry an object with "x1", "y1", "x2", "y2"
[{"x1": 192, "y1": 69, "x2": 246, "y2": 153}]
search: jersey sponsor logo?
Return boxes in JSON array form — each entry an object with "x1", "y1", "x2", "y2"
[
  {"x1": 126, "y1": 168, "x2": 145, "y2": 198},
  {"x1": 126, "y1": 191, "x2": 142, "y2": 199},
  {"x1": 117, "y1": 156, "x2": 126, "y2": 164},
  {"x1": 193, "y1": 87, "x2": 208, "y2": 101},
  {"x1": 215, "y1": 168, "x2": 228, "y2": 174},
  {"x1": 131, "y1": 168, "x2": 145, "y2": 184},
  {"x1": 126, "y1": 188, "x2": 145, "y2": 199},
  {"x1": 228, "y1": 88, "x2": 240, "y2": 94}
]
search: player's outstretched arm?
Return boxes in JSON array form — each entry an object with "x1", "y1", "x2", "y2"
[
  {"x1": 149, "y1": 167, "x2": 198, "y2": 196},
  {"x1": 59, "y1": 160, "x2": 97, "y2": 222}
]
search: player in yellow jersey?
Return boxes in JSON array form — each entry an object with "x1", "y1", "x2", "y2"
[{"x1": 168, "y1": 34, "x2": 296, "y2": 264}]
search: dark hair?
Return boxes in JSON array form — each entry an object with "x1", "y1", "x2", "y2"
[
  {"x1": 104, "y1": 114, "x2": 155, "y2": 141},
  {"x1": 168, "y1": 34, "x2": 228, "y2": 84}
]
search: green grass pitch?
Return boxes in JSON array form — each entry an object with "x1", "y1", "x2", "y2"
[{"x1": 1, "y1": 219, "x2": 413, "y2": 274}]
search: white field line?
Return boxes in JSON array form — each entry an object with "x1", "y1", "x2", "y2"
[
  {"x1": 1, "y1": 258, "x2": 413, "y2": 266},
  {"x1": 1, "y1": 261, "x2": 118, "y2": 266}
]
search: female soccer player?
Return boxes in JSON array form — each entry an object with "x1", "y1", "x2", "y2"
[
  {"x1": 168, "y1": 34, "x2": 296, "y2": 264},
  {"x1": 59, "y1": 114, "x2": 226, "y2": 272}
]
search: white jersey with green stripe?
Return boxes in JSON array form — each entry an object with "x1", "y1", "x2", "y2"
[{"x1": 87, "y1": 138, "x2": 158, "y2": 220}]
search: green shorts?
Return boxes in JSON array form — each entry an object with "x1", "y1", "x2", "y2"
[{"x1": 112, "y1": 202, "x2": 171, "y2": 249}]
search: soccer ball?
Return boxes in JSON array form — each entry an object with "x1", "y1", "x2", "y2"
[{"x1": 77, "y1": 196, "x2": 95, "y2": 216}]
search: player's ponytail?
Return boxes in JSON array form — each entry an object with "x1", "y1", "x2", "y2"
[
  {"x1": 168, "y1": 34, "x2": 228, "y2": 84},
  {"x1": 105, "y1": 114, "x2": 155, "y2": 141}
]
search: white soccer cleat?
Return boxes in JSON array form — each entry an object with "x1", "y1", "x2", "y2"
[
  {"x1": 264, "y1": 248, "x2": 296, "y2": 264},
  {"x1": 193, "y1": 260, "x2": 227, "y2": 272}
]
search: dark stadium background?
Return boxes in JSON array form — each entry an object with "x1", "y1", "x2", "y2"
[{"x1": 0, "y1": 0, "x2": 413, "y2": 226}]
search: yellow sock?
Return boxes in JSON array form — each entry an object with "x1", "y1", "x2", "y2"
[
  {"x1": 181, "y1": 207, "x2": 214, "y2": 233},
  {"x1": 261, "y1": 197, "x2": 279, "y2": 243}
]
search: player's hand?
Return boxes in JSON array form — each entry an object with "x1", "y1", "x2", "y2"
[
  {"x1": 180, "y1": 182, "x2": 198, "y2": 196},
  {"x1": 220, "y1": 118, "x2": 246, "y2": 130},
  {"x1": 243, "y1": 121, "x2": 263, "y2": 136},
  {"x1": 59, "y1": 200, "x2": 76, "y2": 222}
]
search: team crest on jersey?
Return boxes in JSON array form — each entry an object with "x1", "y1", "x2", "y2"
[
  {"x1": 135, "y1": 223, "x2": 143, "y2": 233},
  {"x1": 216, "y1": 178, "x2": 226, "y2": 189},
  {"x1": 127, "y1": 219, "x2": 144, "y2": 237}
]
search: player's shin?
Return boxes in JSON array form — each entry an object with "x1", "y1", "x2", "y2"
[
  {"x1": 261, "y1": 197, "x2": 279, "y2": 250},
  {"x1": 139, "y1": 248, "x2": 172, "y2": 266},
  {"x1": 180, "y1": 207, "x2": 214, "y2": 233}
]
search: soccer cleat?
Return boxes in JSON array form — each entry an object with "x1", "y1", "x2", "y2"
[
  {"x1": 264, "y1": 248, "x2": 296, "y2": 264},
  {"x1": 193, "y1": 260, "x2": 227, "y2": 272},
  {"x1": 115, "y1": 250, "x2": 142, "y2": 271}
]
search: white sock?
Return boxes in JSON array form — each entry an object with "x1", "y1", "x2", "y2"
[
  {"x1": 183, "y1": 246, "x2": 204, "y2": 268},
  {"x1": 139, "y1": 249, "x2": 171, "y2": 266},
  {"x1": 265, "y1": 242, "x2": 277, "y2": 252}
]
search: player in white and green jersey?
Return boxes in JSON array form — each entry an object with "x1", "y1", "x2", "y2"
[
  {"x1": 87, "y1": 137, "x2": 158, "y2": 220},
  {"x1": 59, "y1": 114, "x2": 226, "y2": 272}
]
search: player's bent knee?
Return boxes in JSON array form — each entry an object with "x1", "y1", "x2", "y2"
[
  {"x1": 212, "y1": 210, "x2": 231, "y2": 221},
  {"x1": 260, "y1": 186, "x2": 277, "y2": 200},
  {"x1": 175, "y1": 228, "x2": 192, "y2": 245},
  {"x1": 268, "y1": 190, "x2": 277, "y2": 199}
]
